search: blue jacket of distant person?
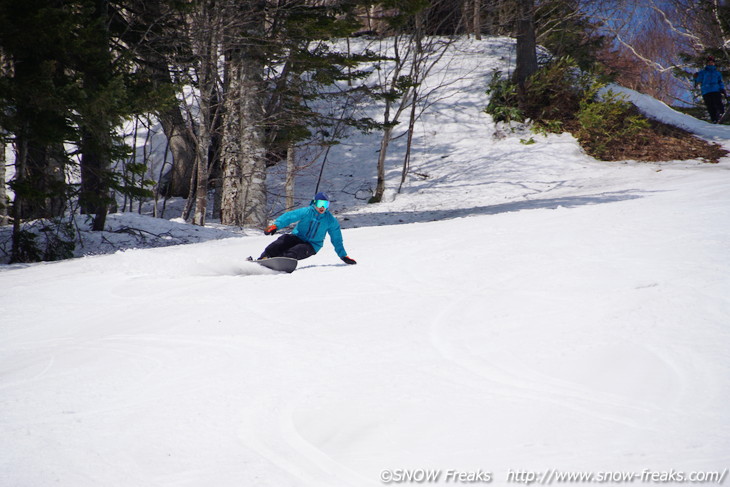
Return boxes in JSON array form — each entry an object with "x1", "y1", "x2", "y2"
[
  {"x1": 695, "y1": 65, "x2": 725, "y2": 95},
  {"x1": 273, "y1": 204, "x2": 348, "y2": 258}
]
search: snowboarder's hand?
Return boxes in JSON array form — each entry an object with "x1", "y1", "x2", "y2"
[
  {"x1": 264, "y1": 224, "x2": 277, "y2": 235},
  {"x1": 342, "y1": 256, "x2": 357, "y2": 265}
]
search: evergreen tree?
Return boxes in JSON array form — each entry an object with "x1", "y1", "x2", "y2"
[
  {"x1": 76, "y1": 0, "x2": 116, "y2": 231},
  {"x1": 0, "y1": 0, "x2": 80, "y2": 261},
  {"x1": 76, "y1": 0, "x2": 177, "y2": 230},
  {"x1": 0, "y1": 0, "x2": 175, "y2": 260},
  {"x1": 0, "y1": 0, "x2": 75, "y2": 223}
]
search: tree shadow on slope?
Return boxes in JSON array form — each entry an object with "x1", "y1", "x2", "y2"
[{"x1": 339, "y1": 189, "x2": 651, "y2": 229}]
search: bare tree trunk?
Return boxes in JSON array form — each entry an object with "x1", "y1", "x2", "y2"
[
  {"x1": 209, "y1": 103, "x2": 224, "y2": 219},
  {"x1": 79, "y1": 0, "x2": 113, "y2": 232},
  {"x1": 512, "y1": 0, "x2": 538, "y2": 88},
  {"x1": 189, "y1": 2, "x2": 218, "y2": 226},
  {"x1": 474, "y1": 0, "x2": 482, "y2": 39},
  {"x1": 400, "y1": 12, "x2": 425, "y2": 193},
  {"x1": 220, "y1": 53, "x2": 267, "y2": 227},
  {"x1": 80, "y1": 134, "x2": 110, "y2": 231},
  {"x1": 153, "y1": 133, "x2": 171, "y2": 218},
  {"x1": 159, "y1": 107, "x2": 196, "y2": 198},
  {"x1": 123, "y1": 118, "x2": 137, "y2": 212},
  {"x1": 377, "y1": 17, "x2": 455, "y2": 200},
  {"x1": 0, "y1": 135, "x2": 7, "y2": 226},
  {"x1": 181, "y1": 155, "x2": 197, "y2": 221},
  {"x1": 286, "y1": 144, "x2": 296, "y2": 211},
  {"x1": 178, "y1": 0, "x2": 231, "y2": 226},
  {"x1": 0, "y1": 53, "x2": 6, "y2": 226},
  {"x1": 462, "y1": 0, "x2": 471, "y2": 35},
  {"x1": 220, "y1": 0, "x2": 268, "y2": 228},
  {"x1": 462, "y1": 0, "x2": 482, "y2": 38},
  {"x1": 10, "y1": 128, "x2": 28, "y2": 262},
  {"x1": 374, "y1": 123, "x2": 392, "y2": 203},
  {"x1": 192, "y1": 93, "x2": 212, "y2": 226},
  {"x1": 373, "y1": 34, "x2": 407, "y2": 203}
]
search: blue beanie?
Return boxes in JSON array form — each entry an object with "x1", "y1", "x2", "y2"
[{"x1": 314, "y1": 192, "x2": 329, "y2": 201}]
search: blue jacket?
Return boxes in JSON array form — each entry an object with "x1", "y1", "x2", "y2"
[
  {"x1": 274, "y1": 204, "x2": 348, "y2": 258},
  {"x1": 695, "y1": 65, "x2": 725, "y2": 95}
]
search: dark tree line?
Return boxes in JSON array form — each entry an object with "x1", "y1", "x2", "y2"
[{"x1": 0, "y1": 0, "x2": 180, "y2": 261}]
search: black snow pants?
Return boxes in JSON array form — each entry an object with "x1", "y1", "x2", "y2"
[
  {"x1": 703, "y1": 91, "x2": 725, "y2": 123},
  {"x1": 260, "y1": 234, "x2": 316, "y2": 261}
]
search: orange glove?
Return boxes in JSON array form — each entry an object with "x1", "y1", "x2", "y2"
[{"x1": 264, "y1": 224, "x2": 277, "y2": 235}]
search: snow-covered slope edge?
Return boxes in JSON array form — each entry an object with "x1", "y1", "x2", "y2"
[{"x1": 612, "y1": 84, "x2": 730, "y2": 144}]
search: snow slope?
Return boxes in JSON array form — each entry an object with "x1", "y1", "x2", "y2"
[{"x1": 2, "y1": 38, "x2": 730, "y2": 486}]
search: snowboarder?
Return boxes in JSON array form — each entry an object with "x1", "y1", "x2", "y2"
[
  {"x1": 694, "y1": 56, "x2": 727, "y2": 123},
  {"x1": 256, "y1": 192, "x2": 357, "y2": 265}
]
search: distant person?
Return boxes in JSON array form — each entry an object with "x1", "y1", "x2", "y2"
[
  {"x1": 254, "y1": 192, "x2": 357, "y2": 264},
  {"x1": 694, "y1": 56, "x2": 727, "y2": 123}
]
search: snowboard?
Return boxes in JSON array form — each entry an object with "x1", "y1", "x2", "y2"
[{"x1": 251, "y1": 256, "x2": 298, "y2": 273}]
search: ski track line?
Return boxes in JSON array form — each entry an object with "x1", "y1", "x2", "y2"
[
  {"x1": 0, "y1": 334, "x2": 262, "y2": 427},
  {"x1": 237, "y1": 399, "x2": 376, "y2": 487},
  {"x1": 0, "y1": 354, "x2": 56, "y2": 393},
  {"x1": 426, "y1": 288, "x2": 678, "y2": 432}
]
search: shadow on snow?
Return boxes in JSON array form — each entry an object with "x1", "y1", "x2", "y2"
[{"x1": 339, "y1": 190, "x2": 652, "y2": 229}]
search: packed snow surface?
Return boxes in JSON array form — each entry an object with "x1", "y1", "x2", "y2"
[{"x1": 1, "y1": 38, "x2": 729, "y2": 486}]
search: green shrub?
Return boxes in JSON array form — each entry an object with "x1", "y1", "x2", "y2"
[
  {"x1": 576, "y1": 87, "x2": 649, "y2": 159},
  {"x1": 484, "y1": 57, "x2": 650, "y2": 160},
  {"x1": 520, "y1": 57, "x2": 589, "y2": 124},
  {"x1": 485, "y1": 58, "x2": 587, "y2": 131},
  {"x1": 485, "y1": 71, "x2": 524, "y2": 124}
]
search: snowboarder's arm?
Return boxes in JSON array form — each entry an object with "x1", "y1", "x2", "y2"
[
  {"x1": 273, "y1": 207, "x2": 309, "y2": 230},
  {"x1": 327, "y1": 219, "x2": 348, "y2": 258}
]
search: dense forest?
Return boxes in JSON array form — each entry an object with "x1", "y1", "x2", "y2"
[{"x1": 1, "y1": 0, "x2": 729, "y2": 263}]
